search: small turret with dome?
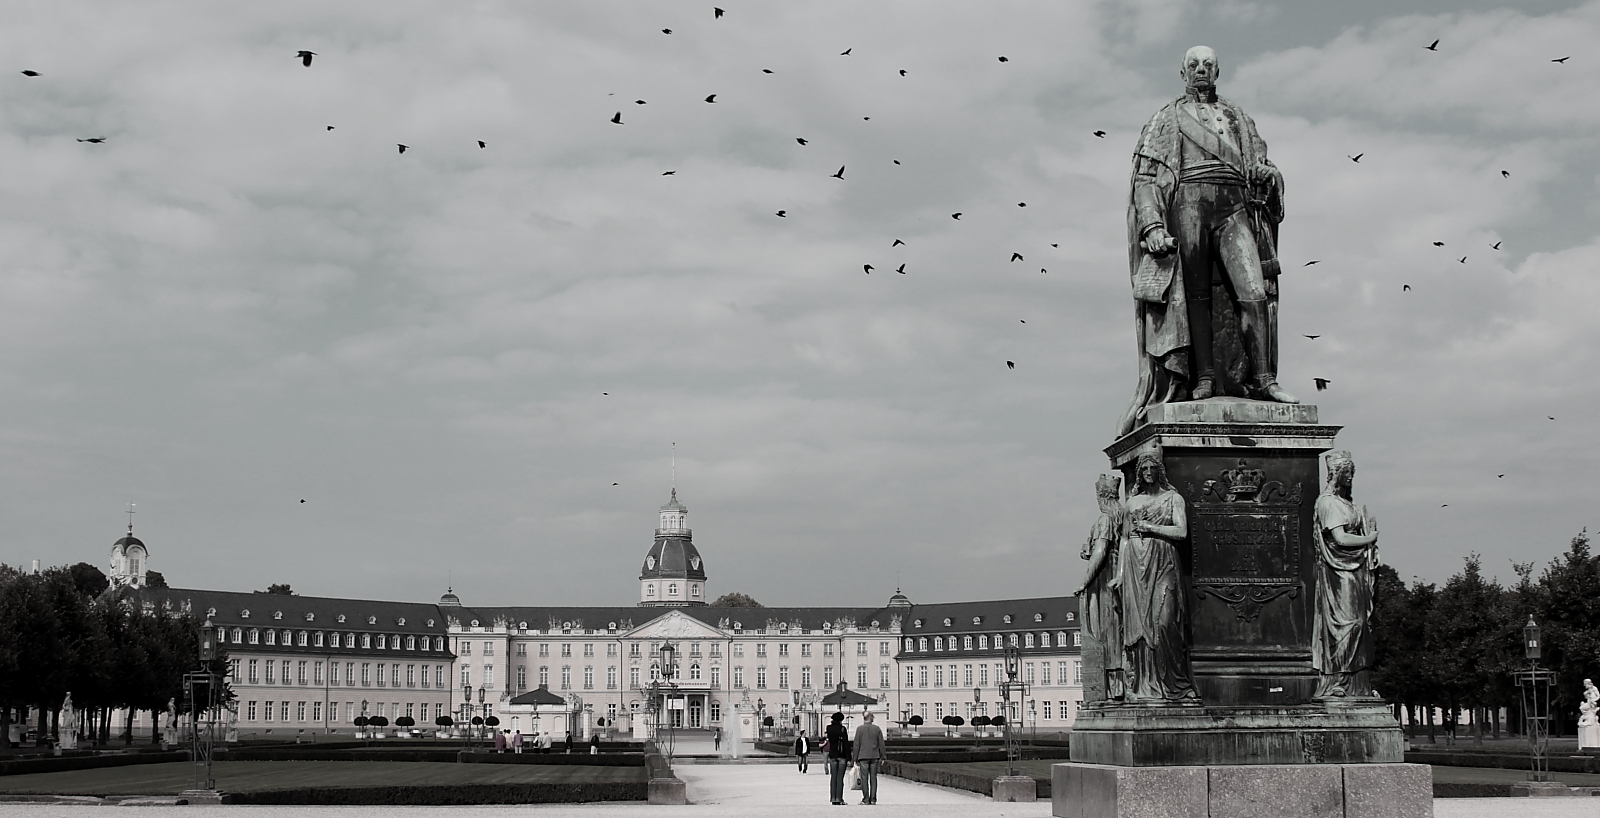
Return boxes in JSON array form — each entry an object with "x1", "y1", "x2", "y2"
[
  {"x1": 638, "y1": 452, "x2": 707, "y2": 606},
  {"x1": 108, "y1": 506, "x2": 149, "y2": 589},
  {"x1": 439, "y1": 587, "x2": 461, "y2": 607}
]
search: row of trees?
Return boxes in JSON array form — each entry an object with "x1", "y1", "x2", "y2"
[
  {"x1": 1370, "y1": 530, "x2": 1600, "y2": 740},
  {"x1": 0, "y1": 562, "x2": 222, "y2": 746}
]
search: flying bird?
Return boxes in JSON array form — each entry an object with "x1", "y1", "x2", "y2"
[
  {"x1": 997, "y1": 56, "x2": 1009, "y2": 62},
  {"x1": 892, "y1": 239, "x2": 904, "y2": 247},
  {"x1": 1314, "y1": 378, "x2": 1331, "y2": 391},
  {"x1": 613, "y1": 483, "x2": 619, "y2": 486},
  {"x1": 862, "y1": 117, "x2": 870, "y2": 120},
  {"x1": 327, "y1": 125, "x2": 334, "y2": 130},
  {"x1": 714, "y1": 7, "x2": 724, "y2": 17},
  {"x1": 840, "y1": 48, "x2": 852, "y2": 56},
  {"x1": 1051, "y1": 243, "x2": 1059, "y2": 247},
  {"x1": 863, "y1": 264, "x2": 873, "y2": 274},
  {"x1": 951, "y1": 213, "x2": 962, "y2": 220},
  {"x1": 1425, "y1": 39, "x2": 1439, "y2": 51},
  {"x1": 397, "y1": 144, "x2": 408, "y2": 154},
  {"x1": 1441, "y1": 504, "x2": 1449, "y2": 507},
  {"x1": 1501, "y1": 170, "x2": 1510, "y2": 178},
  {"x1": 899, "y1": 69, "x2": 907, "y2": 76},
  {"x1": 1017, "y1": 202, "x2": 1026, "y2": 207},
  {"x1": 892, "y1": 159, "x2": 900, "y2": 165},
  {"x1": 1093, "y1": 130, "x2": 1106, "y2": 138},
  {"x1": 611, "y1": 112, "x2": 623, "y2": 124},
  {"x1": 896, "y1": 264, "x2": 906, "y2": 274},
  {"x1": 831, "y1": 166, "x2": 845, "y2": 179},
  {"x1": 478, "y1": 140, "x2": 486, "y2": 148},
  {"x1": 636, "y1": 100, "x2": 647, "y2": 104},
  {"x1": 1548, "y1": 416, "x2": 1555, "y2": 420},
  {"x1": 1006, "y1": 361, "x2": 1015, "y2": 369},
  {"x1": 76, "y1": 137, "x2": 106, "y2": 143},
  {"x1": 1432, "y1": 241, "x2": 1444, "y2": 246},
  {"x1": 795, "y1": 138, "x2": 808, "y2": 145},
  {"x1": 1010, "y1": 252, "x2": 1023, "y2": 262},
  {"x1": 662, "y1": 29, "x2": 672, "y2": 34},
  {"x1": 1041, "y1": 268, "x2": 1047, "y2": 274},
  {"x1": 704, "y1": 94, "x2": 717, "y2": 103},
  {"x1": 1458, "y1": 256, "x2": 1467, "y2": 263},
  {"x1": 1303, "y1": 334, "x2": 1321, "y2": 339},
  {"x1": 602, "y1": 392, "x2": 609, "y2": 395},
  {"x1": 762, "y1": 69, "x2": 773, "y2": 74},
  {"x1": 1552, "y1": 56, "x2": 1570, "y2": 63},
  {"x1": 300, "y1": 499, "x2": 306, "y2": 504},
  {"x1": 1492, "y1": 241, "x2": 1501, "y2": 249},
  {"x1": 775, "y1": 210, "x2": 786, "y2": 217},
  {"x1": 1498, "y1": 474, "x2": 1505, "y2": 478},
  {"x1": 1304, "y1": 260, "x2": 1320, "y2": 266},
  {"x1": 662, "y1": 170, "x2": 676, "y2": 175},
  {"x1": 297, "y1": 50, "x2": 316, "y2": 67},
  {"x1": 1020, "y1": 320, "x2": 1026, "y2": 324},
  {"x1": 1402, "y1": 284, "x2": 1412, "y2": 291},
  {"x1": 1348, "y1": 153, "x2": 1363, "y2": 163},
  {"x1": 20, "y1": 70, "x2": 39, "y2": 77}
]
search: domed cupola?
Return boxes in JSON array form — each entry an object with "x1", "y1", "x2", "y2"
[
  {"x1": 439, "y1": 587, "x2": 461, "y2": 607},
  {"x1": 639, "y1": 487, "x2": 707, "y2": 607},
  {"x1": 108, "y1": 519, "x2": 149, "y2": 589}
]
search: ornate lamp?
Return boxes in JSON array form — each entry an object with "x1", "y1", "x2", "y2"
[
  {"x1": 198, "y1": 618, "x2": 217, "y2": 662},
  {"x1": 1524, "y1": 616, "x2": 1541, "y2": 662}
]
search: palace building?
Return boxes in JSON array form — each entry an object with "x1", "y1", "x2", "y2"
[{"x1": 121, "y1": 486, "x2": 1085, "y2": 740}]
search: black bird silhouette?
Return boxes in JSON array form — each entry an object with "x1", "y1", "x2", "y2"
[
  {"x1": 1051, "y1": 243, "x2": 1058, "y2": 247},
  {"x1": 892, "y1": 159, "x2": 900, "y2": 165},
  {"x1": 613, "y1": 482, "x2": 619, "y2": 486},
  {"x1": 1552, "y1": 56, "x2": 1570, "y2": 63},
  {"x1": 899, "y1": 69, "x2": 907, "y2": 76},
  {"x1": 1304, "y1": 334, "x2": 1321, "y2": 339},
  {"x1": 1349, "y1": 153, "x2": 1363, "y2": 162},
  {"x1": 298, "y1": 50, "x2": 316, "y2": 67},
  {"x1": 1548, "y1": 416, "x2": 1555, "y2": 420},
  {"x1": 840, "y1": 48, "x2": 852, "y2": 56},
  {"x1": 1006, "y1": 361, "x2": 1015, "y2": 369},
  {"x1": 1010, "y1": 252, "x2": 1023, "y2": 262},
  {"x1": 397, "y1": 144, "x2": 408, "y2": 154},
  {"x1": 611, "y1": 112, "x2": 623, "y2": 124},
  {"x1": 896, "y1": 264, "x2": 906, "y2": 274},
  {"x1": 1498, "y1": 474, "x2": 1505, "y2": 478},
  {"x1": 603, "y1": 392, "x2": 609, "y2": 395},
  {"x1": 1017, "y1": 202, "x2": 1026, "y2": 207},
  {"x1": 714, "y1": 7, "x2": 724, "y2": 18},
  {"x1": 1304, "y1": 260, "x2": 1320, "y2": 266},
  {"x1": 662, "y1": 29, "x2": 672, "y2": 34},
  {"x1": 300, "y1": 499, "x2": 306, "y2": 503},
  {"x1": 862, "y1": 117, "x2": 870, "y2": 120},
  {"x1": 20, "y1": 70, "x2": 39, "y2": 77},
  {"x1": 1041, "y1": 268, "x2": 1047, "y2": 274},
  {"x1": 326, "y1": 125, "x2": 334, "y2": 130},
  {"x1": 1458, "y1": 256, "x2": 1467, "y2": 263},
  {"x1": 636, "y1": 99, "x2": 647, "y2": 104},
  {"x1": 1441, "y1": 504, "x2": 1449, "y2": 507},
  {"x1": 76, "y1": 137, "x2": 106, "y2": 143},
  {"x1": 762, "y1": 69, "x2": 773, "y2": 74},
  {"x1": 1425, "y1": 39, "x2": 1439, "y2": 51},
  {"x1": 831, "y1": 166, "x2": 845, "y2": 179},
  {"x1": 892, "y1": 239, "x2": 904, "y2": 247},
  {"x1": 662, "y1": 171, "x2": 676, "y2": 175},
  {"x1": 775, "y1": 210, "x2": 786, "y2": 217},
  {"x1": 704, "y1": 94, "x2": 717, "y2": 103},
  {"x1": 1492, "y1": 241, "x2": 1502, "y2": 249},
  {"x1": 1020, "y1": 320, "x2": 1026, "y2": 323},
  {"x1": 1402, "y1": 284, "x2": 1412, "y2": 291},
  {"x1": 1432, "y1": 241, "x2": 1444, "y2": 246},
  {"x1": 796, "y1": 138, "x2": 808, "y2": 145},
  {"x1": 1093, "y1": 130, "x2": 1106, "y2": 137},
  {"x1": 997, "y1": 56, "x2": 1009, "y2": 62},
  {"x1": 1314, "y1": 378, "x2": 1331, "y2": 391},
  {"x1": 1501, "y1": 170, "x2": 1510, "y2": 178},
  {"x1": 951, "y1": 213, "x2": 962, "y2": 220},
  {"x1": 478, "y1": 140, "x2": 486, "y2": 148},
  {"x1": 863, "y1": 264, "x2": 873, "y2": 274}
]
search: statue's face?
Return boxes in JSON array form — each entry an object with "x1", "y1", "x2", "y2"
[
  {"x1": 1182, "y1": 46, "x2": 1219, "y2": 90},
  {"x1": 1138, "y1": 461, "x2": 1159, "y2": 485}
]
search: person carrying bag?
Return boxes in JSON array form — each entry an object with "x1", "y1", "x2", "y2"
[{"x1": 824, "y1": 712, "x2": 852, "y2": 805}]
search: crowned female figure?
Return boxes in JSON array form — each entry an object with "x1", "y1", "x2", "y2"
[{"x1": 1120, "y1": 451, "x2": 1197, "y2": 702}]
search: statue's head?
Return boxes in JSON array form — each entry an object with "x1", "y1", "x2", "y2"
[
  {"x1": 1134, "y1": 451, "x2": 1167, "y2": 490},
  {"x1": 1095, "y1": 474, "x2": 1122, "y2": 511},
  {"x1": 1181, "y1": 46, "x2": 1220, "y2": 91},
  {"x1": 1326, "y1": 450, "x2": 1355, "y2": 488}
]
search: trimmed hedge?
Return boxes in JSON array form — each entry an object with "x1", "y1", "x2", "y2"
[
  {"x1": 231, "y1": 781, "x2": 646, "y2": 805},
  {"x1": 223, "y1": 749, "x2": 642, "y2": 766},
  {"x1": 881, "y1": 760, "x2": 1051, "y2": 798},
  {"x1": 0, "y1": 752, "x2": 189, "y2": 778},
  {"x1": 1406, "y1": 750, "x2": 1600, "y2": 775}
]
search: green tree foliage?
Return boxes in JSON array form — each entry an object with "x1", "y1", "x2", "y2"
[
  {"x1": 259, "y1": 584, "x2": 294, "y2": 595},
  {"x1": 144, "y1": 571, "x2": 168, "y2": 588},
  {"x1": 710, "y1": 592, "x2": 762, "y2": 608}
]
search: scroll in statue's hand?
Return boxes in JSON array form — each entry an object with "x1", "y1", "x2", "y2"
[{"x1": 1140, "y1": 226, "x2": 1177, "y2": 256}]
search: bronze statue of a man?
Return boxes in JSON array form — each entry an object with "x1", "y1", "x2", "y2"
[
  {"x1": 1312, "y1": 450, "x2": 1380, "y2": 699},
  {"x1": 1118, "y1": 46, "x2": 1297, "y2": 437}
]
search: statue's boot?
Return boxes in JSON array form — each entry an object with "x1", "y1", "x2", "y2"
[
  {"x1": 1241, "y1": 299, "x2": 1298, "y2": 404},
  {"x1": 1185, "y1": 295, "x2": 1216, "y2": 400}
]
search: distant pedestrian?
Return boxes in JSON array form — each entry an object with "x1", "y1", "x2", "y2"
[
  {"x1": 713, "y1": 727, "x2": 721, "y2": 752},
  {"x1": 825, "y1": 712, "x2": 851, "y2": 805},
  {"x1": 590, "y1": 733, "x2": 600, "y2": 754},
  {"x1": 539, "y1": 731, "x2": 552, "y2": 754},
  {"x1": 565, "y1": 731, "x2": 574, "y2": 754},
  {"x1": 852, "y1": 712, "x2": 885, "y2": 805},
  {"x1": 512, "y1": 730, "x2": 524, "y2": 754},
  {"x1": 794, "y1": 728, "x2": 810, "y2": 773},
  {"x1": 494, "y1": 730, "x2": 507, "y2": 753}
]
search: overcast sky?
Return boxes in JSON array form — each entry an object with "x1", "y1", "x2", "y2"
[{"x1": 2, "y1": 0, "x2": 1596, "y2": 608}]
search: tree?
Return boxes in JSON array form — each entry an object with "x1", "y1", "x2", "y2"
[
  {"x1": 711, "y1": 592, "x2": 762, "y2": 608},
  {"x1": 258, "y1": 584, "x2": 294, "y2": 596},
  {"x1": 144, "y1": 571, "x2": 167, "y2": 588},
  {"x1": 907, "y1": 715, "x2": 923, "y2": 726},
  {"x1": 67, "y1": 563, "x2": 109, "y2": 598}
]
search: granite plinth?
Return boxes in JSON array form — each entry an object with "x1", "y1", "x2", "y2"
[
  {"x1": 647, "y1": 777, "x2": 686, "y2": 805},
  {"x1": 1069, "y1": 702, "x2": 1403, "y2": 767},
  {"x1": 1108, "y1": 400, "x2": 1339, "y2": 470},
  {"x1": 1144, "y1": 399, "x2": 1319, "y2": 426},
  {"x1": 1511, "y1": 781, "x2": 1574, "y2": 797},
  {"x1": 992, "y1": 774, "x2": 1039, "y2": 802},
  {"x1": 1051, "y1": 762, "x2": 1432, "y2": 818}
]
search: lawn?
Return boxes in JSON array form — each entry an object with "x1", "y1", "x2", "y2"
[
  {"x1": 0, "y1": 761, "x2": 644, "y2": 796},
  {"x1": 916, "y1": 759, "x2": 1600, "y2": 788}
]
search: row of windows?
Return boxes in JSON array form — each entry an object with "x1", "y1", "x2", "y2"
[
  {"x1": 227, "y1": 628, "x2": 446, "y2": 652},
  {"x1": 456, "y1": 640, "x2": 895, "y2": 660},
  {"x1": 904, "y1": 631, "x2": 1078, "y2": 653},
  {"x1": 235, "y1": 659, "x2": 446, "y2": 689},
  {"x1": 904, "y1": 700, "x2": 1080, "y2": 721},
  {"x1": 643, "y1": 582, "x2": 702, "y2": 598},
  {"x1": 243, "y1": 700, "x2": 444, "y2": 723},
  {"x1": 904, "y1": 661, "x2": 1080, "y2": 689}
]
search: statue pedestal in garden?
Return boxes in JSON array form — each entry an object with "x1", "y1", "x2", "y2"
[{"x1": 1055, "y1": 399, "x2": 1430, "y2": 818}]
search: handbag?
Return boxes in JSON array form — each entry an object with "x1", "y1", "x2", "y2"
[{"x1": 844, "y1": 764, "x2": 860, "y2": 791}]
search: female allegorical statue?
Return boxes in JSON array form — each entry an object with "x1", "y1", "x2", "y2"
[
  {"x1": 1312, "y1": 450, "x2": 1381, "y2": 699},
  {"x1": 1121, "y1": 451, "x2": 1198, "y2": 702},
  {"x1": 1075, "y1": 474, "x2": 1126, "y2": 701}
]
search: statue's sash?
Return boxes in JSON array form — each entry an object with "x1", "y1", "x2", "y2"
[{"x1": 1176, "y1": 103, "x2": 1244, "y2": 176}]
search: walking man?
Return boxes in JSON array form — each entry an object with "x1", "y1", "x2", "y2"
[
  {"x1": 794, "y1": 728, "x2": 811, "y2": 773},
  {"x1": 852, "y1": 712, "x2": 885, "y2": 805},
  {"x1": 825, "y1": 712, "x2": 851, "y2": 805}
]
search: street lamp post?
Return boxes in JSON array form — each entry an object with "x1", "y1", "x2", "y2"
[
  {"x1": 460, "y1": 684, "x2": 472, "y2": 751},
  {"x1": 973, "y1": 687, "x2": 982, "y2": 750},
  {"x1": 1513, "y1": 616, "x2": 1555, "y2": 784},
  {"x1": 183, "y1": 617, "x2": 220, "y2": 794},
  {"x1": 477, "y1": 685, "x2": 487, "y2": 749},
  {"x1": 360, "y1": 700, "x2": 370, "y2": 748},
  {"x1": 999, "y1": 641, "x2": 1029, "y2": 775}
]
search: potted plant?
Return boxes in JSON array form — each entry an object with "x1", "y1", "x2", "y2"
[
  {"x1": 907, "y1": 714, "x2": 923, "y2": 738},
  {"x1": 972, "y1": 715, "x2": 991, "y2": 738},
  {"x1": 395, "y1": 716, "x2": 415, "y2": 737},
  {"x1": 369, "y1": 715, "x2": 389, "y2": 739},
  {"x1": 352, "y1": 715, "x2": 369, "y2": 740},
  {"x1": 435, "y1": 715, "x2": 454, "y2": 739}
]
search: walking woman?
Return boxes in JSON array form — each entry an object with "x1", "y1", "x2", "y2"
[
  {"x1": 794, "y1": 728, "x2": 811, "y2": 773},
  {"x1": 825, "y1": 712, "x2": 851, "y2": 805}
]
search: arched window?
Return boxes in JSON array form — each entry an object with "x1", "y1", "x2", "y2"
[
  {"x1": 313, "y1": 632, "x2": 324, "y2": 647},
  {"x1": 689, "y1": 663, "x2": 702, "y2": 681},
  {"x1": 1057, "y1": 631, "x2": 1068, "y2": 646},
  {"x1": 647, "y1": 584, "x2": 656, "y2": 597},
  {"x1": 933, "y1": 637, "x2": 943, "y2": 651},
  {"x1": 963, "y1": 636, "x2": 973, "y2": 650},
  {"x1": 917, "y1": 637, "x2": 928, "y2": 651},
  {"x1": 1025, "y1": 633, "x2": 1035, "y2": 648},
  {"x1": 248, "y1": 629, "x2": 260, "y2": 644},
  {"x1": 978, "y1": 635, "x2": 988, "y2": 649},
  {"x1": 377, "y1": 635, "x2": 387, "y2": 649},
  {"x1": 362, "y1": 634, "x2": 372, "y2": 648},
  {"x1": 298, "y1": 631, "x2": 308, "y2": 646},
  {"x1": 231, "y1": 627, "x2": 243, "y2": 643},
  {"x1": 668, "y1": 583, "x2": 678, "y2": 596},
  {"x1": 265, "y1": 630, "x2": 276, "y2": 646},
  {"x1": 904, "y1": 638, "x2": 914, "y2": 652}
]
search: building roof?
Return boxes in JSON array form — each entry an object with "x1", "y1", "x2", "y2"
[
  {"x1": 659, "y1": 488, "x2": 687, "y2": 513},
  {"x1": 136, "y1": 587, "x2": 456, "y2": 658},
  {"x1": 821, "y1": 683, "x2": 878, "y2": 706},
  {"x1": 444, "y1": 604, "x2": 898, "y2": 635},
  {"x1": 640, "y1": 534, "x2": 706, "y2": 582},
  {"x1": 897, "y1": 596, "x2": 1079, "y2": 633},
  {"x1": 508, "y1": 685, "x2": 568, "y2": 706}
]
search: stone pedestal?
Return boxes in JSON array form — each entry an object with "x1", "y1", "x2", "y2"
[
  {"x1": 992, "y1": 775, "x2": 1038, "y2": 802},
  {"x1": 1052, "y1": 762, "x2": 1431, "y2": 818},
  {"x1": 1579, "y1": 724, "x2": 1600, "y2": 750},
  {"x1": 1510, "y1": 781, "x2": 1572, "y2": 797}
]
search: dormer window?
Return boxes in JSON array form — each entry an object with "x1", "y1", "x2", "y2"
[
  {"x1": 273, "y1": 611, "x2": 283, "y2": 620},
  {"x1": 427, "y1": 619, "x2": 435, "y2": 627},
  {"x1": 943, "y1": 618, "x2": 952, "y2": 627},
  {"x1": 470, "y1": 619, "x2": 480, "y2": 627},
  {"x1": 367, "y1": 616, "x2": 377, "y2": 625},
  {"x1": 397, "y1": 618, "x2": 406, "y2": 626},
  {"x1": 304, "y1": 612, "x2": 315, "y2": 622},
  {"x1": 337, "y1": 614, "x2": 346, "y2": 623},
  {"x1": 914, "y1": 619, "x2": 923, "y2": 628},
  {"x1": 1034, "y1": 613, "x2": 1044, "y2": 622},
  {"x1": 240, "y1": 609, "x2": 250, "y2": 619},
  {"x1": 972, "y1": 616, "x2": 983, "y2": 625},
  {"x1": 206, "y1": 607, "x2": 217, "y2": 617},
  {"x1": 1003, "y1": 615, "x2": 1013, "y2": 624}
]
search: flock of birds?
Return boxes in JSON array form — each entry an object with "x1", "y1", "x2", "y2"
[{"x1": 14, "y1": 18, "x2": 1574, "y2": 499}]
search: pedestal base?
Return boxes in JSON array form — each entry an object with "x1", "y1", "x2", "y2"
[
  {"x1": 992, "y1": 775, "x2": 1038, "y2": 802},
  {"x1": 1070, "y1": 702, "x2": 1403, "y2": 766},
  {"x1": 1051, "y1": 762, "x2": 1431, "y2": 818},
  {"x1": 1579, "y1": 724, "x2": 1599, "y2": 750}
]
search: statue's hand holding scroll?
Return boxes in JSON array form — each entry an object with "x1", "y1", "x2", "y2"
[{"x1": 1140, "y1": 225, "x2": 1177, "y2": 256}]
